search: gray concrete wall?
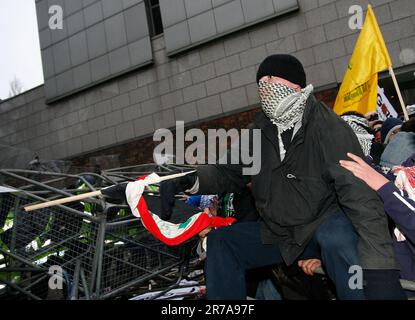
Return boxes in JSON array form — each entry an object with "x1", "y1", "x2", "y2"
[
  {"x1": 36, "y1": 0, "x2": 153, "y2": 102},
  {"x1": 160, "y1": 0, "x2": 299, "y2": 55},
  {"x1": 1, "y1": 0, "x2": 415, "y2": 166}
]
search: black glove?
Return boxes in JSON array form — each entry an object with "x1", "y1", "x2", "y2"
[
  {"x1": 100, "y1": 182, "x2": 128, "y2": 203},
  {"x1": 159, "y1": 172, "x2": 197, "y2": 220}
]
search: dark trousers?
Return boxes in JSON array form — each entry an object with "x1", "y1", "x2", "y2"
[{"x1": 205, "y1": 212, "x2": 394, "y2": 300}]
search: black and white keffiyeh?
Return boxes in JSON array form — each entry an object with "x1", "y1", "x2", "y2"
[
  {"x1": 258, "y1": 81, "x2": 313, "y2": 160},
  {"x1": 341, "y1": 115, "x2": 374, "y2": 156}
]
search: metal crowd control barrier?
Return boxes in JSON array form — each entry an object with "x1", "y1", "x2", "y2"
[{"x1": 0, "y1": 167, "x2": 199, "y2": 300}]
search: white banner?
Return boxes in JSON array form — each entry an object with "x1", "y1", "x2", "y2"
[{"x1": 377, "y1": 86, "x2": 398, "y2": 120}]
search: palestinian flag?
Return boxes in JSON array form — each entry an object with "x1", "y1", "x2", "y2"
[{"x1": 125, "y1": 173, "x2": 236, "y2": 246}]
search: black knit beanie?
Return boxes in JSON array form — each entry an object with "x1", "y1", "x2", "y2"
[{"x1": 256, "y1": 54, "x2": 306, "y2": 88}]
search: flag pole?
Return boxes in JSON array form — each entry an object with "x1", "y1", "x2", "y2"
[
  {"x1": 24, "y1": 170, "x2": 197, "y2": 212},
  {"x1": 389, "y1": 67, "x2": 409, "y2": 121}
]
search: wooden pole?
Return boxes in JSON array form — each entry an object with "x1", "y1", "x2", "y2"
[
  {"x1": 24, "y1": 190, "x2": 102, "y2": 212},
  {"x1": 23, "y1": 170, "x2": 196, "y2": 212},
  {"x1": 389, "y1": 67, "x2": 409, "y2": 121}
]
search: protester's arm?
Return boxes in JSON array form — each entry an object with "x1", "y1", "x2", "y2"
[
  {"x1": 159, "y1": 127, "x2": 255, "y2": 217},
  {"x1": 340, "y1": 153, "x2": 415, "y2": 244},
  {"x1": 194, "y1": 127, "x2": 256, "y2": 195},
  {"x1": 159, "y1": 162, "x2": 249, "y2": 218},
  {"x1": 378, "y1": 182, "x2": 415, "y2": 243},
  {"x1": 319, "y1": 118, "x2": 395, "y2": 268},
  {"x1": 196, "y1": 163, "x2": 250, "y2": 195},
  {"x1": 339, "y1": 153, "x2": 390, "y2": 191}
]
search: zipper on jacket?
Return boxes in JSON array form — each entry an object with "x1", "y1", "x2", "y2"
[{"x1": 282, "y1": 134, "x2": 304, "y2": 165}]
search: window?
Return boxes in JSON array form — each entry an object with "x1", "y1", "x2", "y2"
[{"x1": 145, "y1": 0, "x2": 163, "y2": 37}]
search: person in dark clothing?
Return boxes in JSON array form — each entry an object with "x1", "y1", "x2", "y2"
[
  {"x1": 340, "y1": 111, "x2": 384, "y2": 165},
  {"x1": 381, "y1": 117, "x2": 403, "y2": 145},
  {"x1": 161, "y1": 54, "x2": 405, "y2": 300},
  {"x1": 402, "y1": 117, "x2": 415, "y2": 133},
  {"x1": 216, "y1": 186, "x2": 260, "y2": 223}
]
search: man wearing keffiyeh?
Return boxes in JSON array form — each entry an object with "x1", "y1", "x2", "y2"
[
  {"x1": 161, "y1": 54, "x2": 406, "y2": 300},
  {"x1": 339, "y1": 112, "x2": 385, "y2": 165}
]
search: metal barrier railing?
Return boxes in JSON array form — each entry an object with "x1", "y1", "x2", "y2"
[{"x1": 0, "y1": 167, "x2": 199, "y2": 300}]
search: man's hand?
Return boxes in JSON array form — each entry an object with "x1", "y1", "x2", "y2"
[
  {"x1": 298, "y1": 259, "x2": 321, "y2": 276},
  {"x1": 339, "y1": 153, "x2": 389, "y2": 191},
  {"x1": 198, "y1": 209, "x2": 214, "y2": 239},
  {"x1": 179, "y1": 194, "x2": 190, "y2": 201},
  {"x1": 199, "y1": 226, "x2": 213, "y2": 239}
]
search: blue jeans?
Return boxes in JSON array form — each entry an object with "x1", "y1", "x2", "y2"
[
  {"x1": 205, "y1": 212, "x2": 365, "y2": 300},
  {"x1": 255, "y1": 279, "x2": 282, "y2": 300}
]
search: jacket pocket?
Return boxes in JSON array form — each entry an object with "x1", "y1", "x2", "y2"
[{"x1": 275, "y1": 173, "x2": 329, "y2": 227}]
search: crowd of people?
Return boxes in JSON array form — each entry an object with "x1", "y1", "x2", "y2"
[{"x1": 160, "y1": 54, "x2": 415, "y2": 300}]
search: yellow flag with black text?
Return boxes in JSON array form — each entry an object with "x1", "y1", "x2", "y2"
[{"x1": 333, "y1": 5, "x2": 392, "y2": 116}]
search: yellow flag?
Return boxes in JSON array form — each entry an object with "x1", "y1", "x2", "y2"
[{"x1": 333, "y1": 5, "x2": 392, "y2": 116}]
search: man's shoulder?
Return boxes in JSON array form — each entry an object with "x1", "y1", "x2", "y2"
[
  {"x1": 307, "y1": 97, "x2": 356, "y2": 140},
  {"x1": 310, "y1": 97, "x2": 337, "y2": 120},
  {"x1": 308, "y1": 98, "x2": 340, "y2": 125}
]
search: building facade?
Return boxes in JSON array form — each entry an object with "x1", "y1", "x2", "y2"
[{"x1": 1, "y1": 0, "x2": 415, "y2": 169}]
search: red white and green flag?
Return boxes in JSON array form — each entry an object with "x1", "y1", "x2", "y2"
[{"x1": 125, "y1": 173, "x2": 236, "y2": 246}]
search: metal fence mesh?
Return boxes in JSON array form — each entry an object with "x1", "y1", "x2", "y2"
[
  {"x1": 0, "y1": 191, "x2": 99, "y2": 299},
  {"x1": 100, "y1": 218, "x2": 189, "y2": 298},
  {"x1": 0, "y1": 181, "x2": 199, "y2": 300}
]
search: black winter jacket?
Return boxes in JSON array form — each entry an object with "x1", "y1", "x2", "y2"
[{"x1": 196, "y1": 95, "x2": 398, "y2": 269}]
